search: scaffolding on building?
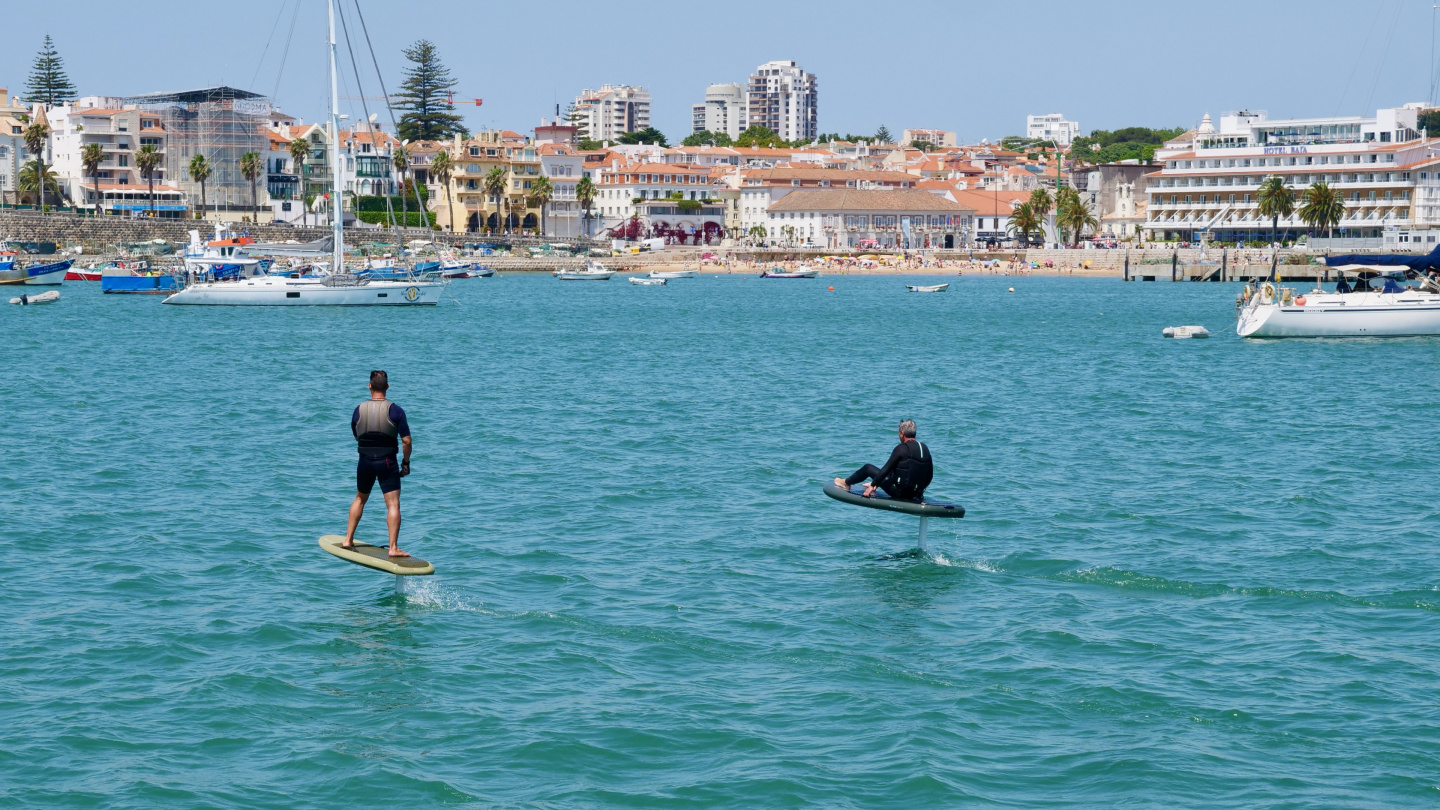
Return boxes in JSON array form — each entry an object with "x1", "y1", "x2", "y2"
[{"x1": 121, "y1": 87, "x2": 272, "y2": 213}]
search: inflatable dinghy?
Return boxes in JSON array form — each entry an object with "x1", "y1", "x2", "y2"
[{"x1": 822, "y1": 482, "x2": 963, "y2": 553}]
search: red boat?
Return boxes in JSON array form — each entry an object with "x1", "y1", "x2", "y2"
[{"x1": 68, "y1": 259, "x2": 148, "y2": 281}]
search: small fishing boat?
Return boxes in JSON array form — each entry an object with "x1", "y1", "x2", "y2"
[
  {"x1": 761, "y1": 266, "x2": 818, "y2": 279},
  {"x1": 1162, "y1": 325, "x2": 1210, "y2": 339},
  {"x1": 629, "y1": 276, "x2": 666, "y2": 286},
  {"x1": 102, "y1": 263, "x2": 183, "y2": 294},
  {"x1": 555, "y1": 260, "x2": 614, "y2": 281},
  {"x1": 0, "y1": 258, "x2": 72, "y2": 286},
  {"x1": 471, "y1": 264, "x2": 494, "y2": 277},
  {"x1": 649, "y1": 266, "x2": 697, "y2": 279},
  {"x1": 66, "y1": 264, "x2": 104, "y2": 281},
  {"x1": 438, "y1": 257, "x2": 472, "y2": 278},
  {"x1": 9, "y1": 290, "x2": 60, "y2": 305},
  {"x1": 906, "y1": 283, "x2": 949, "y2": 293}
]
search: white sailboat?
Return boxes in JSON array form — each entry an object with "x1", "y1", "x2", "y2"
[
  {"x1": 163, "y1": 0, "x2": 441, "y2": 307},
  {"x1": 1236, "y1": 277, "x2": 1440, "y2": 338}
]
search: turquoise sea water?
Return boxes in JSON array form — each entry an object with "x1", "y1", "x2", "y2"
[{"x1": 5, "y1": 274, "x2": 1440, "y2": 807}]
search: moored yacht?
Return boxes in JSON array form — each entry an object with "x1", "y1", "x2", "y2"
[
  {"x1": 1236, "y1": 277, "x2": 1440, "y2": 338},
  {"x1": 162, "y1": 0, "x2": 442, "y2": 308},
  {"x1": 555, "y1": 260, "x2": 614, "y2": 280}
]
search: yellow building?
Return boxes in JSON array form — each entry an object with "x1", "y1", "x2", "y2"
[{"x1": 434, "y1": 130, "x2": 543, "y2": 234}]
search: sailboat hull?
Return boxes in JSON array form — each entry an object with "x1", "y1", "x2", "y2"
[{"x1": 162, "y1": 276, "x2": 442, "y2": 306}]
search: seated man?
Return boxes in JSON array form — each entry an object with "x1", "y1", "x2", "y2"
[{"x1": 834, "y1": 419, "x2": 934, "y2": 501}]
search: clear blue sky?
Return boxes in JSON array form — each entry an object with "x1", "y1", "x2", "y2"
[{"x1": 3, "y1": 0, "x2": 1437, "y2": 142}]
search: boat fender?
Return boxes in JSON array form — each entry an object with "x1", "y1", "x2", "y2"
[
  {"x1": 1261, "y1": 282, "x2": 1276, "y2": 303},
  {"x1": 1295, "y1": 295, "x2": 1306, "y2": 306},
  {"x1": 1281, "y1": 288, "x2": 1293, "y2": 306}
]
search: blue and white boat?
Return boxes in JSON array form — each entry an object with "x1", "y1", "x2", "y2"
[
  {"x1": 0, "y1": 258, "x2": 72, "y2": 286},
  {"x1": 183, "y1": 227, "x2": 266, "y2": 281}
]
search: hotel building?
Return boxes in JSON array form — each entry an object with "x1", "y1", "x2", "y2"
[
  {"x1": 1026, "y1": 114, "x2": 1079, "y2": 146},
  {"x1": 1147, "y1": 105, "x2": 1440, "y2": 246}
]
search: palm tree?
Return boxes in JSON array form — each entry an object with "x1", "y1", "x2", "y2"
[
  {"x1": 1299, "y1": 181, "x2": 1345, "y2": 240},
  {"x1": 392, "y1": 145, "x2": 410, "y2": 227},
  {"x1": 528, "y1": 174, "x2": 553, "y2": 236},
  {"x1": 188, "y1": 154, "x2": 212, "y2": 220},
  {"x1": 1007, "y1": 202, "x2": 1041, "y2": 247},
  {"x1": 80, "y1": 142, "x2": 104, "y2": 217},
  {"x1": 1028, "y1": 187, "x2": 1052, "y2": 218},
  {"x1": 1257, "y1": 176, "x2": 1295, "y2": 245},
  {"x1": 484, "y1": 166, "x2": 508, "y2": 232},
  {"x1": 289, "y1": 137, "x2": 311, "y2": 224},
  {"x1": 16, "y1": 160, "x2": 61, "y2": 207},
  {"x1": 22, "y1": 120, "x2": 50, "y2": 213},
  {"x1": 748, "y1": 224, "x2": 767, "y2": 244},
  {"x1": 429, "y1": 149, "x2": 454, "y2": 231},
  {"x1": 239, "y1": 151, "x2": 263, "y2": 222},
  {"x1": 135, "y1": 144, "x2": 162, "y2": 217},
  {"x1": 576, "y1": 175, "x2": 596, "y2": 237},
  {"x1": 1058, "y1": 192, "x2": 1098, "y2": 246}
]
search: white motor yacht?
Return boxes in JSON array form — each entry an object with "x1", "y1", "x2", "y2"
[
  {"x1": 555, "y1": 260, "x2": 614, "y2": 280},
  {"x1": 1236, "y1": 277, "x2": 1440, "y2": 337},
  {"x1": 648, "y1": 267, "x2": 697, "y2": 279}
]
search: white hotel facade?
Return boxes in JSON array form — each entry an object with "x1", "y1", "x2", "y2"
[{"x1": 1147, "y1": 104, "x2": 1440, "y2": 247}]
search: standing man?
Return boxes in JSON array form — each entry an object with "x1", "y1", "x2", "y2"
[
  {"x1": 342, "y1": 370, "x2": 412, "y2": 557},
  {"x1": 834, "y1": 419, "x2": 933, "y2": 502}
]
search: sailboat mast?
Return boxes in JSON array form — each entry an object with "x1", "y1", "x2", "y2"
[{"x1": 327, "y1": 0, "x2": 343, "y2": 274}]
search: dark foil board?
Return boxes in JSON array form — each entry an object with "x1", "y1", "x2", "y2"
[{"x1": 822, "y1": 483, "x2": 965, "y2": 518}]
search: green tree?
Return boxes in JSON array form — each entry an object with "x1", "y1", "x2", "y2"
[
  {"x1": 576, "y1": 175, "x2": 596, "y2": 236},
  {"x1": 24, "y1": 35, "x2": 77, "y2": 107},
  {"x1": 391, "y1": 145, "x2": 410, "y2": 228},
  {"x1": 81, "y1": 142, "x2": 104, "y2": 217},
  {"x1": 135, "y1": 144, "x2": 162, "y2": 216},
  {"x1": 874, "y1": 125, "x2": 893, "y2": 144},
  {"x1": 617, "y1": 127, "x2": 669, "y2": 147},
  {"x1": 1257, "y1": 175, "x2": 1296, "y2": 244},
  {"x1": 1067, "y1": 126, "x2": 1184, "y2": 164},
  {"x1": 395, "y1": 40, "x2": 467, "y2": 142},
  {"x1": 528, "y1": 174, "x2": 553, "y2": 236},
  {"x1": 239, "y1": 151, "x2": 263, "y2": 222},
  {"x1": 682, "y1": 130, "x2": 733, "y2": 147},
  {"x1": 734, "y1": 126, "x2": 786, "y2": 148},
  {"x1": 1419, "y1": 110, "x2": 1440, "y2": 136},
  {"x1": 1057, "y1": 188, "x2": 1098, "y2": 246},
  {"x1": 429, "y1": 149, "x2": 454, "y2": 231},
  {"x1": 1007, "y1": 202, "x2": 1041, "y2": 247},
  {"x1": 16, "y1": 160, "x2": 62, "y2": 207},
  {"x1": 1299, "y1": 181, "x2": 1345, "y2": 239},
  {"x1": 910, "y1": 140, "x2": 935, "y2": 153},
  {"x1": 484, "y1": 166, "x2": 508, "y2": 231},
  {"x1": 747, "y1": 224, "x2": 767, "y2": 243},
  {"x1": 22, "y1": 120, "x2": 51, "y2": 213},
  {"x1": 289, "y1": 137, "x2": 310, "y2": 224},
  {"x1": 188, "y1": 153, "x2": 212, "y2": 219},
  {"x1": 1028, "y1": 187, "x2": 1053, "y2": 219}
]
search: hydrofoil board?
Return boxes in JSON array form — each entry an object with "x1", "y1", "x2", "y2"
[{"x1": 318, "y1": 535, "x2": 434, "y2": 575}]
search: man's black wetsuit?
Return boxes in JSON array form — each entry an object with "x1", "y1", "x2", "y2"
[
  {"x1": 352, "y1": 399, "x2": 410, "y2": 494},
  {"x1": 845, "y1": 439, "x2": 934, "y2": 501}
]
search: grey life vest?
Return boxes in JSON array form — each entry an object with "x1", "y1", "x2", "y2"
[{"x1": 355, "y1": 399, "x2": 399, "y2": 458}]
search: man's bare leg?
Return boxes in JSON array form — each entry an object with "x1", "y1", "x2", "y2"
[
  {"x1": 343, "y1": 491, "x2": 369, "y2": 548},
  {"x1": 383, "y1": 489, "x2": 408, "y2": 557}
]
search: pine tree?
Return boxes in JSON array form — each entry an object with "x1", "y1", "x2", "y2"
[
  {"x1": 25, "y1": 35, "x2": 77, "y2": 107},
  {"x1": 874, "y1": 125, "x2": 893, "y2": 144},
  {"x1": 394, "y1": 40, "x2": 468, "y2": 142}
]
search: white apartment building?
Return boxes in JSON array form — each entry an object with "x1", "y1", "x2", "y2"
[
  {"x1": 539, "y1": 142, "x2": 584, "y2": 237},
  {"x1": 747, "y1": 61, "x2": 817, "y2": 142},
  {"x1": 727, "y1": 167, "x2": 919, "y2": 235},
  {"x1": 46, "y1": 96, "x2": 188, "y2": 217},
  {"x1": 903, "y1": 129, "x2": 957, "y2": 148},
  {"x1": 590, "y1": 159, "x2": 715, "y2": 232},
  {"x1": 572, "y1": 85, "x2": 651, "y2": 143},
  {"x1": 691, "y1": 83, "x2": 747, "y2": 140},
  {"x1": 0, "y1": 89, "x2": 28, "y2": 203},
  {"x1": 764, "y1": 189, "x2": 972, "y2": 249},
  {"x1": 1147, "y1": 106, "x2": 1440, "y2": 245},
  {"x1": 1026, "y1": 113, "x2": 1080, "y2": 146}
]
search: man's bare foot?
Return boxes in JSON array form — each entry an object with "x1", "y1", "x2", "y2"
[
  {"x1": 341, "y1": 539, "x2": 355, "y2": 549},
  {"x1": 388, "y1": 548, "x2": 411, "y2": 558},
  {"x1": 833, "y1": 478, "x2": 849, "y2": 488}
]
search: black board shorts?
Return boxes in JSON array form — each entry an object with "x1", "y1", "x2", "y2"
[{"x1": 357, "y1": 455, "x2": 401, "y2": 495}]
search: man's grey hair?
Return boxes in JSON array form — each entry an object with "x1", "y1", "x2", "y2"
[{"x1": 899, "y1": 419, "x2": 917, "y2": 438}]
